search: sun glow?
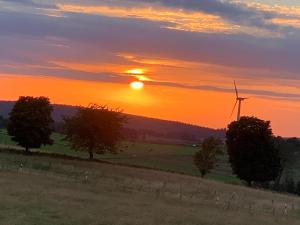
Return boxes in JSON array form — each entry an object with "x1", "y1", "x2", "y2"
[
  {"x1": 125, "y1": 68, "x2": 153, "y2": 82},
  {"x1": 130, "y1": 81, "x2": 144, "y2": 90},
  {"x1": 125, "y1": 68, "x2": 145, "y2": 75},
  {"x1": 135, "y1": 75, "x2": 152, "y2": 81}
]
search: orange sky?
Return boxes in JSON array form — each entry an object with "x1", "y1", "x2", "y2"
[{"x1": 3, "y1": 74, "x2": 300, "y2": 137}]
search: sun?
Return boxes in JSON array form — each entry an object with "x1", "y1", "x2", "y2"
[{"x1": 130, "y1": 81, "x2": 144, "y2": 90}]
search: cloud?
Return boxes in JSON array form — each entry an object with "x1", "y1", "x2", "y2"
[
  {"x1": 0, "y1": 0, "x2": 61, "y2": 17},
  {"x1": 56, "y1": 3, "x2": 241, "y2": 35},
  {"x1": 144, "y1": 80, "x2": 300, "y2": 100},
  {"x1": 3, "y1": 0, "x2": 300, "y2": 36},
  {"x1": 56, "y1": 0, "x2": 300, "y2": 36},
  {"x1": 124, "y1": 0, "x2": 294, "y2": 30},
  {"x1": 1, "y1": 9, "x2": 300, "y2": 77},
  {"x1": 0, "y1": 65, "x2": 131, "y2": 84},
  {"x1": 1, "y1": 1, "x2": 300, "y2": 102},
  {"x1": 2, "y1": 63, "x2": 299, "y2": 101},
  {"x1": 0, "y1": 0, "x2": 56, "y2": 8}
]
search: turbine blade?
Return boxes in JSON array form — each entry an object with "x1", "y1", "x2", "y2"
[
  {"x1": 229, "y1": 100, "x2": 238, "y2": 119},
  {"x1": 234, "y1": 80, "x2": 239, "y2": 98}
]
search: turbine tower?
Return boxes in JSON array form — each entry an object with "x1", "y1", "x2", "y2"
[{"x1": 230, "y1": 81, "x2": 248, "y2": 121}]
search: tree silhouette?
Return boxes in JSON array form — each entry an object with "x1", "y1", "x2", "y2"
[
  {"x1": 273, "y1": 137, "x2": 300, "y2": 187},
  {"x1": 0, "y1": 115, "x2": 8, "y2": 128},
  {"x1": 7, "y1": 96, "x2": 54, "y2": 152},
  {"x1": 63, "y1": 104, "x2": 125, "y2": 159},
  {"x1": 226, "y1": 116, "x2": 281, "y2": 186},
  {"x1": 194, "y1": 137, "x2": 223, "y2": 178}
]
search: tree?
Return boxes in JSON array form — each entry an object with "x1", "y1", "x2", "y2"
[
  {"x1": 226, "y1": 116, "x2": 282, "y2": 186},
  {"x1": 0, "y1": 116, "x2": 8, "y2": 128},
  {"x1": 194, "y1": 137, "x2": 223, "y2": 178},
  {"x1": 273, "y1": 137, "x2": 300, "y2": 187},
  {"x1": 296, "y1": 181, "x2": 300, "y2": 196},
  {"x1": 285, "y1": 177, "x2": 296, "y2": 194},
  {"x1": 63, "y1": 104, "x2": 126, "y2": 159},
  {"x1": 7, "y1": 96, "x2": 54, "y2": 152}
]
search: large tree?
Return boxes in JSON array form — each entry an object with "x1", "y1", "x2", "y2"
[
  {"x1": 226, "y1": 116, "x2": 281, "y2": 186},
  {"x1": 63, "y1": 104, "x2": 125, "y2": 159},
  {"x1": 7, "y1": 96, "x2": 54, "y2": 152},
  {"x1": 194, "y1": 137, "x2": 223, "y2": 178}
]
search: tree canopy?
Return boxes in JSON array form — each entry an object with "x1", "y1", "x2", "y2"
[
  {"x1": 63, "y1": 104, "x2": 126, "y2": 159},
  {"x1": 226, "y1": 116, "x2": 281, "y2": 186},
  {"x1": 7, "y1": 96, "x2": 54, "y2": 152},
  {"x1": 194, "y1": 137, "x2": 223, "y2": 178}
]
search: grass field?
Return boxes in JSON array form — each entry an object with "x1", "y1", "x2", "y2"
[
  {"x1": 0, "y1": 129, "x2": 240, "y2": 184},
  {"x1": 0, "y1": 151, "x2": 299, "y2": 225}
]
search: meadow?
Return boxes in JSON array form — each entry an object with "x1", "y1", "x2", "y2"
[
  {"x1": 0, "y1": 150, "x2": 299, "y2": 225},
  {"x1": 0, "y1": 129, "x2": 239, "y2": 184}
]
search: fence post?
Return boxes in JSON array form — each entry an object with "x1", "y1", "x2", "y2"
[
  {"x1": 179, "y1": 185, "x2": 183, "y2": 201},
  {"x1": 271, "y1": 200, "x2": 275, "y2": 216}
]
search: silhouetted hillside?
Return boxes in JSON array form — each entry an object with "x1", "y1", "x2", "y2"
[{"x1": 0, "y1": 101, "x2": 225, "y2": 144}]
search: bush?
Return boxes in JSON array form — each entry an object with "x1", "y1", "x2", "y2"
[{"x1": 194, "y1": 137, "x2": 222, "y2": 178}]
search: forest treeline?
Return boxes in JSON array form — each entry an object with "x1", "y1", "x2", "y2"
[{"x1": 0, "y1": 101, "x2": 225, "y2": 144}]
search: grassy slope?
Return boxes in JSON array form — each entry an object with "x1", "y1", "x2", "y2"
[
  {"x1": 0, "y1": 129, "x2": 240, "y2": 184},
  {"x1": 0, "y1": 151, "x2": 299, "y2": 225}
]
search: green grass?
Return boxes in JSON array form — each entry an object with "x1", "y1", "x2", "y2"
[
  {"x1": 0, "y1": 151, "x2": 299, "y2": 225},
  {"x1": 0, "y1": 129, "x2": 239, "y2": 184}
]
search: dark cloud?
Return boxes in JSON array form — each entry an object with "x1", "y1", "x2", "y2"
[
  {"x1": 121, "y1": 0, "x2": 288, "y2": 32},
  {"x1": 0, "y1": 64, "x2": 131, "y2": 84},
  {"x1": 147, "y1": 80, "x2": 300, "y2": 100},
  {"x1": 1, "y1": 10, "x2": 300, "y2": 78}
]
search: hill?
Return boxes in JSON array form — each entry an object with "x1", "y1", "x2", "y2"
[{"x1": 0, "y1": 101, "x2": 225, "y2": 144}]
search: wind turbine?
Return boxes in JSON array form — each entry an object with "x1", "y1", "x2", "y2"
[{"x1": 230, "y1": 81, "x2": 248, "y2": 121}]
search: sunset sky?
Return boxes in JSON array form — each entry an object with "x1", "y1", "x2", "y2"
[{"x1": 2, "y1": 0, "x2": 300, "y2": 136}]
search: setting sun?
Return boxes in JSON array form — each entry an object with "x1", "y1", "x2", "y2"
[{"x1": 130, "y1": 81, "x2": 144, "y2": 90}]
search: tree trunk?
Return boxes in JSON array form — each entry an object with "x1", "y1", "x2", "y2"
[
  {"x1": 89, "y1": 151, "x2": 93, "y2": 160},
  {"x1": 274, "y1": 168, "x2": 283, "y2": 189},
  {"x1": 247, "y1": 181, "x2": 252, "y2": 187},
  {"x1": 25, "y1": 146, "x2": 30, "y2": 153},
  {"x1": 201, "y1": 170, "x2": 206, "y2": 178}
]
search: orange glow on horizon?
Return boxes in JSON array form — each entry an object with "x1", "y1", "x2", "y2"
[{"x1": 2, "y1": 74, "x2": 300, "y2": 137}]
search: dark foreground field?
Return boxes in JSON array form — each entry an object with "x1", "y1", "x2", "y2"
[{"x1": 0, "y1": 151, "x2": 300, "y2": 225}]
